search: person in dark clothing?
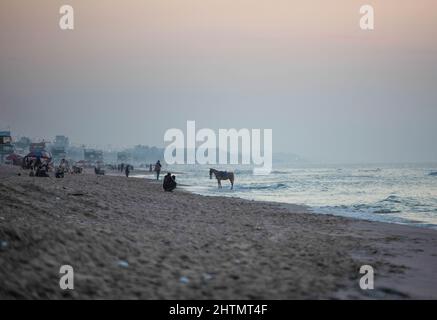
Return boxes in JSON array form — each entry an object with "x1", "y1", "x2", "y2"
[
  {"x1": 163, "y1": 173, "x2": 171, "y2": 190},
  {"x1": 36, "y1": 162, "x2": 49, "y2": 177},
  {"x1": 163, "y1": 172, "x2": 177, "y2": 192},
  {"x1": 34, "y1": 156, "x2": 42, "y2": 171},
  {"x1": 155, "y1": 160, "x2": 162, "y2": 180},
  {"x1": 125, "y1": 165, "x2": 130, "y2": 177}
]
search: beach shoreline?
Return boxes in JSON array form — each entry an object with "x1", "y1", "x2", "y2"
[
  {"x1": 1, "y1": 164, "x2": 437, "y2": 299},
  {"x1": 129, "y1": 168, "x2": 437, "y2": 231}
]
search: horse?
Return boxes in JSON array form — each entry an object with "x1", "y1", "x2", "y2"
[{"x1": 209, "y1": 168, "x2": 234, "y2": 190}]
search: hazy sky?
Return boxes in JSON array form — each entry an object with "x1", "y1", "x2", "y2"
[{"x1": 1, "y1": 0, "x2": 436, "y2": 163}]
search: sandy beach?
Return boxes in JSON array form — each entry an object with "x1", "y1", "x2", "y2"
[{"x1": 1, "y1": 164, "x2": 437, "y2": 299}]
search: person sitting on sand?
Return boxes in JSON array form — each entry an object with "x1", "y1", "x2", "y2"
[
  {"x1": 58, "y1": 158, "x2": 69, "y2": 174},
  {"x1": 55, "y1": 160, "x2": 67, "y2": 178},
  {"x1": 94, "y1": 166, "x2": 105, "y2": 175},
  {"x1": 34, "y1": 156, "x2": 42, "y2": 171},
  {"x1": 163, "y1": 172, "x2": 177, "y2": 192},
  {"x1": 36, "y1": 162, "x2": 49, "y2": 177},
  {"x1": 155, "y1": 160, "x2": 162, "y2": 180}
]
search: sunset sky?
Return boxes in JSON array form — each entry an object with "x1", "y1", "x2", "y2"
[{"x1": 1, "y1": 0, "x2": 436, "y2": 163}]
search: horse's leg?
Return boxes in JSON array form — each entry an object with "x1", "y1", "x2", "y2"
[{"x1": 230, "y1": 177, "x2": 234, "y2": 190}]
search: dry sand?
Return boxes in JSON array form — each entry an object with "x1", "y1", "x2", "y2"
[{"x1": 0, "y1": 164, "x2": 436, "y2": 299}]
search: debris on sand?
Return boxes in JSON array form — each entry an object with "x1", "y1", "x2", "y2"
[
  {"x1": 1, "y1": 241, "x2": 8, "y2": 249},
  {"x1": 69, "y1": 192, "x2": 85, "y2": 196},
  {"x1": 179, "y1": 276, "x2": 189, "y2": 284},
  {"x1": 117, "y1": 260, "x2": 129, "y2": 268}
]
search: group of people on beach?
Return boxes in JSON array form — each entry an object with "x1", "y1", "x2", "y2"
[
  {"x1": 153, "y1": 160, "x2": 177, "y2": 192},
  {"x1": 122, "y1": 159, "x2": 176, "y2": 192},
  {"x1": 163, "y1": 172, "x2": 177, "y2": 192},
  {"x1": 22, "y1": 156, "x2": 73, "y2": 178},
  {"x1": 28, "y1": 157, "x2": 50, "y2": 177},
  {"x1": 149, "y1": 160, "x2": 177, "y2": 192},
  {"x1": 21, "y1": 155, "x2": 177, "y2": 191},
  {"x1": 118, "y1": 163, "x2": 134, "y2": 177},
  {"x1": 22, "y1": 156, "x2": 50, "y2": 177}
]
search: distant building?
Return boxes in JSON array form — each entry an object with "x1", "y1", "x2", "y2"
[
  {"x1": 14, "y1": 136, "x2": 31, "y2": 151},
  {"x1": 53, "y1": 135, "x2": 69, "y2": 149},
  {"x1": 30, "y1": 142, "x2": 46, "y2": 152},
  {"x1": 51, "y1": 146, "x2": 67, "y2": 160},
  {"x1": 131, "y1": 145, "x2": 164, "y2": 163},
  {"x1": 0, "y1": 131, "x2": 14, "y2": 163},
  {"x1": 51, "y1": 135, "x2": 70, "y2": 160},
  {"x1": 84, "y1": 149, "x2": 104, "y2": 164},
  {"x1": 117, "y1": 151, "x2": 131, "y2": 163}
]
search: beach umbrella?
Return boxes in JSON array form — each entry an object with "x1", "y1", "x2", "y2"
[{"x1": 25, "y1": 150, "x2": 52, "y2": 162}]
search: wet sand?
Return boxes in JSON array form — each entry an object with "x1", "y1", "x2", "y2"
[{"x1": 1, "y1": 164, "x2": 437, "y2": 299}]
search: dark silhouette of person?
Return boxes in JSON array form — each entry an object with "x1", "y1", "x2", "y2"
[
  {"x1": 125, "y1": 165, "x2": 130, "y2": 178},
  {"x1": 34, "y1": 156, "x2": 42, "y2": 169},
  {"x1": 163, "y1": 172, "x2": 177, "y2": 192},
  {"x1": 155, "y1": 160, "x2": 162, "y2": 180},
  {"x1": 36, "y1": 161, "x2": 49, "y2": 177}
]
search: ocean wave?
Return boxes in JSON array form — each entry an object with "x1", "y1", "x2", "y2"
[
  {"x1": 341, "y1": 175, "x2": 376, "y2": 179},
  {"x1": 234, "y1": 183, "x2": 288, "y2": 191},
  {"x1": 358, "y1": 168, "x2": 382, "y2": 172},
  {"x1": 381, "y1": 195, "x2": 402, "y2": 203},
  {"x1": 270, "y1": 170, "x2": 290, "y2": 174},
  {"x1": 373, "y1": 209, "x2": 401, "y2": 214}
]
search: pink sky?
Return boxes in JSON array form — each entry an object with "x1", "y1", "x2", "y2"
[{"x1": 1, "y1": 1, "x2": 437, "y2": 162}]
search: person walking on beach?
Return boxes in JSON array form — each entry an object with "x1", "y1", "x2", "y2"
[
  {"x1": 155, "y1": 160, "x2": 162, "y2": 180},
  {"x1": 125, "y1": 164, "x2": 130, "y2": 178}
]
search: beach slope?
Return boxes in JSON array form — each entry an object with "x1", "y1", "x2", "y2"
[{"x1": 1, "y1": 165, "x2": 436, "y2": 299}]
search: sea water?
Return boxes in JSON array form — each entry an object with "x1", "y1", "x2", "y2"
[{"x1": 155, "y1": 163, "x2": 437, "y2": 229}]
